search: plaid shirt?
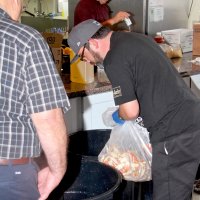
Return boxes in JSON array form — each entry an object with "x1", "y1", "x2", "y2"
[{"x1": 0, "y1": 9, "x2": 70, "y2": 159}]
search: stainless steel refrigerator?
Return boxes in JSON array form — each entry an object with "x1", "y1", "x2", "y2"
[
  {"x1": 68, "y1": 0, "x2": 190, "y2": 35},
  {"x1": 109, "y1": 0, "x2": 190, "y2": 35}
]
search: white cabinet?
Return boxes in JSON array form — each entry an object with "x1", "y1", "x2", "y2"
[
  {"x1": 64, "y1": 91, "x2": 115, "y2": 133},
  {"x1": 83, "y1": 91, "x2": 115, "y2": 130},
  {"x1": 64, "y1": 97, "x2": 82, "y2": 134},
  {"x1": 191, "y1": 74, "x2": 200, "y2": 98}
]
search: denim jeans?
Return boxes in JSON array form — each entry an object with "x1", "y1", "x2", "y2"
[{"x1": 0, "y1": 160, "x2": 40, "y2": 200}]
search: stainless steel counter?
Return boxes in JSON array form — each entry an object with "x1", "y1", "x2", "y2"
[{"x1": 172, "y1": 52, "x2": 200, "y2": 76}]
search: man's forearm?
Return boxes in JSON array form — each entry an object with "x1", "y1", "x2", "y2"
[{"x1": 31, "y1": 108, "x2": 68, "y2": 177}]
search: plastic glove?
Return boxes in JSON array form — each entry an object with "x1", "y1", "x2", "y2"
[
  {"x1": 102, "y1": 107, "x2": 125, "y2": 127},
  {"x1": 112, "y1": 109, "x2": 125, "y2": 125}
]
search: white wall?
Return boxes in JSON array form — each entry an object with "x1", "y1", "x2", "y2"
[{"x1": 188, "y1": 0, "x2": 200, "y2": 28}]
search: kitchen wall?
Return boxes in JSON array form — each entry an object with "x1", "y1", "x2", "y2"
[
  {"x1": 22, "y1": 0, "x2": 68, "y2": 33},
  {"x1": 23, "y1": 0, "x2": 68, "y2": 18},
  {"x1": 23, "y1": 0, "x2": 55, "y2": 16},
  {"x1": 22, "y1": 0, "x2": 200, "y2": 33},
  {"x1": 21, "y1": 16, "x2": 67, "y2": 32}
]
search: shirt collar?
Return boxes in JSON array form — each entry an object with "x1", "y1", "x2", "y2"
[{"x1": 0, "y1": 8, "x2": 12, "y2": 20}]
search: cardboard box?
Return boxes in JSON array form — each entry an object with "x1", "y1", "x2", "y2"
[
  {"x1": 51, "y1": 47, "x2": 62, "y2": 73},
  {"x1": 193, "y1": 23, "x2": 200, "y2": 56},
  {"x1": 42, "y1": 33, "x2": 63, "y2": 73},
  {"x1": 42, "y1": 32, "x2": 63, "y2": 48},
  {"x1": 161, "y1": 29, "x2": 193, "y2": 53}
]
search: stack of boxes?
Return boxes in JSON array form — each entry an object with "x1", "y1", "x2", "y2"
[
  {"x1": 191, "y1": 23, "x2": 200, "y2": 98},
  {"x1": 42, "y1": 32, "x2": 63, "y2": 74},
  {"x1": 193, "y1": 23, "x2": 200, "y2": 56}
]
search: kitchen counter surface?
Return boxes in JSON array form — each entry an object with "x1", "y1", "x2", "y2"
[
  {"x1": 62, "y1": 52, "x2": 200, "y2": 98},
  {"x1": 172, "y1": 52, "x2": 200, "y2": 76},
  {"x1": 61, "y1": 71, "x2": 112, "y2": 98}
]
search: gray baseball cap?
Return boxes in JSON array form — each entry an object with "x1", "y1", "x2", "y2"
[{"x1": 68, "y1": 19, "x2": 102, "y2": 63}]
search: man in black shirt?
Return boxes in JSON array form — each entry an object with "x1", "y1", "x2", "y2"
[{"x1": 68, "y1": 19, "x2": 200, "y2": 200}]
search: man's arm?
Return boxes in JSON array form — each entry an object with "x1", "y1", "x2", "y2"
[
  {"x1": 31, "y1": 108, "x2": 68, "y2": 200},
  {"x1": 118, "y1": 99, "x2": 140, "y2": 120},
  {"x1": 102, "y1": 11, "x2": 130, "y2": 26}
]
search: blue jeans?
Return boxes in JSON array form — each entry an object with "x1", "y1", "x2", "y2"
[{"x1": 0, "y1": 160, "x2": 40, "y2": 200}]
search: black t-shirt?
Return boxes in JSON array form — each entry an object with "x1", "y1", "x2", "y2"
[{"x1": 104, "y1": 31, "x2": 200, "y2": 143}]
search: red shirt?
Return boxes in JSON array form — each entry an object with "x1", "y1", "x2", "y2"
[{"x1": 74, "y1": 0, "x2": 110, "y2": 26}]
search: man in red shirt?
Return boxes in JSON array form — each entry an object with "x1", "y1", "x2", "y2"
[{"x1": 74, "y1": 0, "x2": 130, "y2": 27}]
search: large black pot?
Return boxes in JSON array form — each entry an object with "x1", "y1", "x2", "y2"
[
  {"x1": 48, "y1": 157, "x2": 121, "y2": 200},
  {"x1": 63, "y1": 159, "x2": 122, "y2": 200},
  {"x1": 67, "y1": 129, "x2": 145, "y2": 200}
]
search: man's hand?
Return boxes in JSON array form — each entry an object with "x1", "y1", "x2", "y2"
[
  {"x1": 38, "y1": 166, "x2": 65, "y2": 200},
  {"x1": 102, "y1": 11, "x2": 130, "y2": 26},
  {"x1": 111, "y1": 11, "x2": 130, "y2": 25},
  {"x1": 102, "y1": 107, "x2": 125, "y2": 127}
]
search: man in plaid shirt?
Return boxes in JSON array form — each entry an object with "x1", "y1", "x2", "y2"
[{"x1": 0, "y1": 0, "x2": 70, "y2": 199}]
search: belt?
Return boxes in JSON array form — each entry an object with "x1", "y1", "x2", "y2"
[{"x1": 0, "y1": 158, "x2": 30, "y2": 165}]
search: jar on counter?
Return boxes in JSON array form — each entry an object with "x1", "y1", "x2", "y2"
[
  {"x1": 123, "y1": 14, "x2": 135, "y2": 32},
  {"x1": 154, "y1": 32, "x2": 165, "y2": 43},
  {"x1": 70, "y1": 49, "x2": 94, "y2": 84}
]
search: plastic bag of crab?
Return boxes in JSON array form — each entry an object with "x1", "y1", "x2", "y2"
[{"x1": 98, "y1": 120, "x2": 152, "y2": 182}]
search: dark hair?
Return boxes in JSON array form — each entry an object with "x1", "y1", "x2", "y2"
[{"x1": 91, "y1": 26, "x2": 111, "y2": 39}]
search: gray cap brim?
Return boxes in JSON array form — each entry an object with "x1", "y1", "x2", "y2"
[{"x1": 68, "y1": 19, "x2": 102, "y2": 63}]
